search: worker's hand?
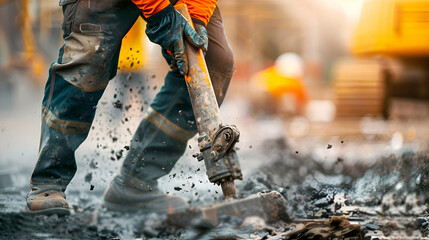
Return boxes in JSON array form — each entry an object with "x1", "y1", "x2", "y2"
[
  {"x1": 165, "y1": 21, "x2": 208, "y2": 70},
  {"x1": 145, "y1": 5, "x2": 207, "y2": 75},
  {"x1": 194, "y1": 22, "x2": 208, "y2": 53}
]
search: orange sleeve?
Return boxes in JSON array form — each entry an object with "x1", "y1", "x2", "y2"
[
  {"x1": 184, "y1": 0, "x2": 218, "y2": 26},
  {"x1": 131, "y1": 0, "x2": 170, "y2": 18}
]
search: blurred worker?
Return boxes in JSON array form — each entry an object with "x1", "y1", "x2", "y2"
[
  {"x1": 250, "y1": 53, "x2": 308, "y2": 116},
  {"x1": 26, "y1": 0, "x2": 234, "y2": 215}
]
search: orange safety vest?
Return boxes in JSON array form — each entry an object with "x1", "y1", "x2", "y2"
[{"x1": 132, "y1": 0, "x2": 217, "y2": 26}]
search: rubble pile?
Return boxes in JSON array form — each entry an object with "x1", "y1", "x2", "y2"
[
  {"x1": 236, "y1": 143, "x2": 429, "y2": 239},
  {"x1": 1, "y1": 138, "x2": 428, "y2": 239}
]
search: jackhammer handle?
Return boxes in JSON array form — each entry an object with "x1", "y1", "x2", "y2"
[
  {"x1": 174, "y1": 1, "x2": 222, "y2": 139},
  {"x1": 174, "y1": 2, "x2": 238, "y2": 198}
]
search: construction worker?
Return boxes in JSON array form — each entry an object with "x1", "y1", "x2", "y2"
[
  {"x1": 26, "y1": 0, "x2": 234, "y2": 215},
  {"x1": 250, "y1": 53, "x2": 308, "y2": 116}
]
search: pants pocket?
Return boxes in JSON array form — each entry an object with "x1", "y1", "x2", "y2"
[{"x1": 59, "y1": 0, "x2": 79, "y2": 38}]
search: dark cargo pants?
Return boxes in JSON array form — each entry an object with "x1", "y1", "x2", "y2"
[{"x1": 30, "y1": 0, "x2": 234, "y2": 192}]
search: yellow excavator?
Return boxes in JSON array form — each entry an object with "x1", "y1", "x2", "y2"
[{"x1": 334, "y1": 0, "x2": 429, "y2": 118}]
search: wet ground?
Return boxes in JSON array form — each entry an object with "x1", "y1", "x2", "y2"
[{"x1": 1, "y1": 72, "x2": 429, "y2": 239}]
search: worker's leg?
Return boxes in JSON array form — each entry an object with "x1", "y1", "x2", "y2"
[
  {"x1": 105, "y1": 6, "x2": 234, "y2": 204},
  {"x1": 205, "y1": 6, "x2": 235, "y2": 105},
  {"x1": 27, "y1": 0, "x2": 140, "y2": 214}
]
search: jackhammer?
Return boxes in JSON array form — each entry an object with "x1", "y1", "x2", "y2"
[{"x1": 174, "y1": 1, "x2": 243, "y2": 198}]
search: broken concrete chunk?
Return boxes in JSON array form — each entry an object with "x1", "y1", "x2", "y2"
[{"x1": 167, "y1": 191, "x2": 288, "y2": 228}]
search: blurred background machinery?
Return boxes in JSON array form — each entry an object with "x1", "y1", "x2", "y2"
[{"x1": 334, "y1": 0, "x2": 429, "y2": 119}]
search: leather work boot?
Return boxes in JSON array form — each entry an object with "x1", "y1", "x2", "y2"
[
  {"x1": 26, "y1": 186, "x2": 71, "y2": 215},
  {"x1": 103, "y1": 175, "x2": 188, "y2": 214}
]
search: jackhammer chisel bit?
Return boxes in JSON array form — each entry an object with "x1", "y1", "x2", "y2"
[
  {"x1": 174, "y1": 1, "x2": 243, "y2": 198},
  {"x1": 167, "y1": 191, "x2": 289, "y2": 227}
]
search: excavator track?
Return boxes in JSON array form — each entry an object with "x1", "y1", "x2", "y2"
[{"x1": 333, "y1": 58, "x2": 385, "y2": 117}]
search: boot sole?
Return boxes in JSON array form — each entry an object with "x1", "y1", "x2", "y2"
[
  {"x1": 102, "y1": 200, "x2": 188, "y2": 214},
  {"x1": 27, "y1": 206, "x2": 71, "y2": 216}
]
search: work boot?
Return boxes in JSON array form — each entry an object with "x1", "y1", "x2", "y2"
[
  {"x1": 103, "y1": 175, "x2": 188, "y2": 214},
  {"x1": 26, "y1": 186, "x2": 71, "y2": 215}
]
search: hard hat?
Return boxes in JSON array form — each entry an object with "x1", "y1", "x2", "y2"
[{"x1": 274, "y1": 53, "x2": 303, "y2": 78}]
